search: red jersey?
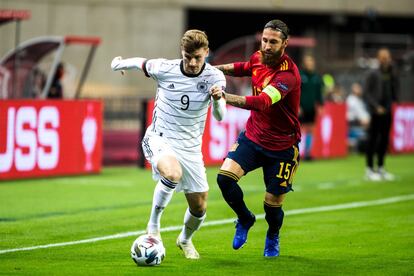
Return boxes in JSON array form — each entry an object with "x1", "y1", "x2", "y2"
[{"x1": 233, "y1": 51, "x2": 301, "y2": 151}]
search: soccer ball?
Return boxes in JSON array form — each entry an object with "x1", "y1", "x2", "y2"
[{"x1": 130, "y1": 234, "x2": 165, "y2": 266}]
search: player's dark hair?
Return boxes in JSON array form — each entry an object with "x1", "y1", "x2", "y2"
[
  {"x1": 181, "y1": 29, "x2": 209, "y2": 53},
  {"x1": 264, "y1": 20, "x2": 289, "y2": 40}
]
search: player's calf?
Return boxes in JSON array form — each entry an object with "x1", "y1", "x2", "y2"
[{"x1": 217, "y1": 172, "x2": 252, "y2": 221}]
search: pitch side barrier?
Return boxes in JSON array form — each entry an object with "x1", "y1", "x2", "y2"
[
  {"x1": 0, "y1": 100, "x2": 103, "y2": 180},
  {"x1": 391, "y1": 103, "x2": 414, "y2": 153}
]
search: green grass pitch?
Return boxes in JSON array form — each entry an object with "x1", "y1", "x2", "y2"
[{"x1": 1, "y1": 154, "x2": 414, "y2": 275}]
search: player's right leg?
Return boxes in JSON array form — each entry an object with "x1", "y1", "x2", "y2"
[
  {"x1": 217, "y1": 158, "x2": 255, "y2": 249},
  {"x1": 142, "y1": 134, "x2": 182, "y2": 238},
  {"x1": 217, "y1": 132, "x2": 259, "y2": 249},
  {"x1": 377, "y1": 114, "x2": 394, "y2": 181},
  {"x1": 263, "y1": 193, "x2": 284, "y2": 257}
]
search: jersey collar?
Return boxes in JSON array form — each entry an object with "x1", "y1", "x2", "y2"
[{"x1": 180, "y1": 60, "x2": 206, "y2": 78}]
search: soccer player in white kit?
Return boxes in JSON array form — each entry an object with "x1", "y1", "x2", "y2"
[{"x1": 111, "y1": 30, "x2": 226, "y2": 259}]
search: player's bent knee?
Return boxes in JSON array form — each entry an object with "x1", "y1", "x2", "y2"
[
  {"x1": 187, "y1": 197, "x2": 206, "y2": 217},
  {"x1": 159, "y1": 165, "x2": 182, "y2": 182},
  {"x1": 186, "y1": 192, "x2": 207, "y2": 216},
  {"x1": 217, "y1": 174, "x2": 230, "y2": 191},
  {"x1": 189, "y1": 206, "x2": 206, "y2": 218},
  {"x1": 164, "y1": 171, "x2": 182, "y2": 183},
  {"x1": 157, "y1": 156, "x2": 182, "y2": 182},
  {"x1": 264, "y1": 192, "x2": 285, "y2": 206},
  {"x1": 217, "y1": 172, "x2": 238, "y2": 191}
]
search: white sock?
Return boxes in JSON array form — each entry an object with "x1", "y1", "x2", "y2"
[
  {"x1": 179, "y1": 208, "x2": 206, "y2": 243},
  {"x1": 147, "y1": 177, "x2": 177, "y2": 234}
]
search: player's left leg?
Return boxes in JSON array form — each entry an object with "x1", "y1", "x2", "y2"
[
  {"x1": 174, "y1": 151, "x2": 208, "y2": 259},
  {"x1": 365, "y1": 114, "x2": 381, "y2": 181},
  {"x1": 262, "y1": 144, "x2": 299, "y2": 257},
  {"x1": 176, "y1": 192, "x2": 207, "y2": 259},
  {"x1": 263, "y1": 193, "x2": 285, "y2": 257}
]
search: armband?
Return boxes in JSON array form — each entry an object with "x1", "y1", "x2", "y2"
[{"x1": 262, "y1": 85, "x2": 281, "y2": 104}]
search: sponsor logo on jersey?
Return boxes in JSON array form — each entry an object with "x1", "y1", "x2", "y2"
[
  {"x1": 277, "y1": 82, "x2": 288, "y2": 91},
  {"x1": 168, "y1": 83, "x2": 175, "y2": 89}
]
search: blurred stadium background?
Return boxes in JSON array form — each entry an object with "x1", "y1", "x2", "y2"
[{"x1": 0, "y1": 0, "x2": 413, "y2": 168}]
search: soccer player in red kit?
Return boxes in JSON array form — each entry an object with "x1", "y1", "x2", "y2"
[{"x1": 210, "y1": 19, "x2": 301, "y2": 257}]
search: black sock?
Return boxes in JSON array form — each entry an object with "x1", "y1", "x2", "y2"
[
  {"x1": 217, "y1": 171, "x2": 253, "y2": 224},
  {"x1": 264, "y1": 202, "x2": 284, "y2": 238}
]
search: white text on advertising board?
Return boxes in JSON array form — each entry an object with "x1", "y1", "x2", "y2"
[{"x1": 0, "y1": 106, "x2": 60, "y2": 173}]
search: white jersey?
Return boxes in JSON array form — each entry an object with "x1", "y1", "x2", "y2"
[{"x1": 143, "y1": 58, "x2": 226, "y2": 152}]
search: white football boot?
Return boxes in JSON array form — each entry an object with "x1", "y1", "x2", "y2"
[{"x1": 176, "y1": 237, "x2": 200, "y2": 259}]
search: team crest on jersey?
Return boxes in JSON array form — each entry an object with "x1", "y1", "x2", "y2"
[{"x1": 197, "y1": 81, "x2": 208, "y2": 93}]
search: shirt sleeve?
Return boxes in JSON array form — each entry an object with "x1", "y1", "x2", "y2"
[
  {"x1": 233, "y1": 61, "x2": 252, "y2": 77},
  {"x1": 244, "y1": 92, "x2": 273, "y2": 111},
  {"x1": 143, "y1": 58, "x2": 166, "y2": 80},
  {"x1": 270, "y1": 71, "x2": 297, "y2": 99},
  {"x1": 212, "y1": 70, "x2": 226, "y2": 91}
]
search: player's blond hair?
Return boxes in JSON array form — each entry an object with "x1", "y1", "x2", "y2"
[{"x1": 181, "y1": 29, "x2": 209, "y2": 53}]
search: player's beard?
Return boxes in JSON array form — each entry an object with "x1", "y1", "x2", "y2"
[{"x1": 260, "y1": 48, "x2": 283, "y2": 67}]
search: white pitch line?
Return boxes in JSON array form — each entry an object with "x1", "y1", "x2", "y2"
[{"x1": 1, "y1": 194, "x2": 414, "y2": 255}]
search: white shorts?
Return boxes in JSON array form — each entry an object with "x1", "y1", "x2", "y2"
[{"x1": 141, "y1": 130, "x2": 209, "y2": 193}]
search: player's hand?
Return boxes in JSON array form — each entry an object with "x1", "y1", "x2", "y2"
[
  {"x1": 111, "y1": 56, "x2": 125, "y2": 75},
  {"x1": 210, "y1": 86, "x2": 224, "y2": 101}
]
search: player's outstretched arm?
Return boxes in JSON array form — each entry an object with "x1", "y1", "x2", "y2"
[
  {"x1": 111, "y1": 56, "x2": 147, "y2": 72},
  {"x1": 210, "y1": 86, "x2": 279, "y2": 111},
  {"x1": 215, "y1": 63, "x2": 235, "y2": 76}
]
